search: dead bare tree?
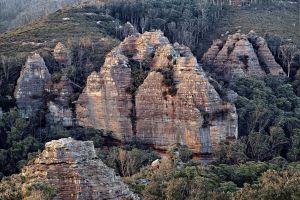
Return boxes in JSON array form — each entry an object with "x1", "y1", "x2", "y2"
[
  {"x1": 279, "y1": 44, "x2": 297, "y2": 77},
  {"x1": 1, "y1": 55, "x2": 10, "y2": 81}
]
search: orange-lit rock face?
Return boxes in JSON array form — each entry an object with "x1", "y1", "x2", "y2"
[
  {"x1": 14, "y1": 53, "x2": 51, "y2": 118},
  {"x1": 136, "y1": 43, "x2": 237, "y2": 153},
  {"x1": 76, "y1": 52, "x2": 133, "y2": 141},
  {"x1": 202, "y1": 32, "x2": 284, "y2": 81},
  {"x1": 21, "y1": 138, "x2": 136, "y2": 200},
  {"x1": 76, "y1": 31, "x2": 238, "y2": 154}
]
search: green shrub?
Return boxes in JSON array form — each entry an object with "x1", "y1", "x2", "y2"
[
  {"x1": 51, "y1": 73, "x2": 62, "y2": 83},
  {"x1": 0, "y1": 175, "x2": 23, "y2": 200},
  {"x1": 178, "y1": 146, "x2": 193, "y2": 163},
  {"x1": 26, "y1": 181, "x2": 57, "y2": 200},
  {"x1": 101, "y1": 147, "x2": 159, "y2": 176},
  {"x1": 165, "y1": 178, "x2": 189, "y2": 200},
  {"x1": 159, "y1": 69, "x2": 177, "y2": 97}
]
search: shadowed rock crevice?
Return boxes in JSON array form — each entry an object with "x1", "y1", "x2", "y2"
[{"x1": 126, "y1": 59, "x2": 150, "y2": 136}]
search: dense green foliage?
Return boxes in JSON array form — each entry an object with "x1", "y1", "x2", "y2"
[
  {"x1": 125, "y1": 160, "x2": 300, "y2": 200},
  {"x1": 100, "y1": 146, "x2": 159, "y2": 177},
  {"x1": 0, "y1": 175, "x2": 57, "y2": 200},
  {"x1": 233, "y1": 75, "x2": 300, "y2": 135},
  {"x1": 0, "y1": 108, "x2": 110, "y2": 177},
  {"x1": 0, "y1": 110, "x2": 40, "y2": 177},
  {"x1": 0, "y1": 1, "x2": 299, "y2": 199},
  {"x1": 217, "y1": 75, "x2": 299, "y2": 162}
]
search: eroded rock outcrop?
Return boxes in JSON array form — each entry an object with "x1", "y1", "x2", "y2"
[
  {"x1": 45, "y1": 76, "x2": 74, "y2": 127},
  {"x1": 14, "y1": 53, "x2": 51, "y2": 118},
  {"x1": 15, "y1": 53, "x2": 75, "y2": 126},
  {"x1": 53, "y1": 42, "x2": 72, "y2": 66},
  {"x1": 202, "y1": 32, "x2": 284, "y2": 81},
  {"x1": 248, "y1": 32, "x2": 284, "y2": 75},
  {"x1": 76, "y1": 54, "x2": 133, "y2": 140},
  {"x1": 76, "y1": 31, "x2": 238, "y2": 154},
  {"x1": 21, "y1": 137, "x2": 137, "y2": 200},
  {"x1": 122, "y1": 22, "x2": 139, "y2": 38}
]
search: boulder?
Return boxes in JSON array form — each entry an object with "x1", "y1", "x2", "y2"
[{"x1": 151, "y1": 159, "x2": 161, "y2": 168}]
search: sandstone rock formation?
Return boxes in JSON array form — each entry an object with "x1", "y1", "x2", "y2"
[
  {"x1": 248, "y1": 32, "x2": 284, "y2": 75},
  {"x1": 76, "y1": 56, "x2": 133, "y2": 141},
  {"x1": 122, "y1": 22, "x2": 139, "y2": 38},
  {"x1": 45, "y1": 76, "x2": 74, "y2": 127},
  {"x1": 202, "y1": 32, "x2": 284, "y2": 81},
  {"x1": 14, "y1": 53, "x2": 75, "y2": 126},
  {"x1": 20, "y1": 138, "x2": 136, "y2": 200},
  {"x1": 76, "y1": 31, "x2": 238, "y2": 154},
  {"x1": 14, "y1": 53, "x2": 51, "y2": 118},
  {"x1": 53, "y1": 42, "x2": 72, "y2": 66}
]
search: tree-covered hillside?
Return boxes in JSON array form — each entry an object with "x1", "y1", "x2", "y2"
[
  {"x1": 0, "y1": 0, "x2": 111, "y2": 32},
  {"x1": 0, "y1": 0, "x2": 299, "y2": 199}
]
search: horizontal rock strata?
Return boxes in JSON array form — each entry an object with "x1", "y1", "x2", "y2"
[
  {"x1": 14, "y1": 53, "x2": 74, "y2": 127},
  {"x1": 21, "y1": 138, "x2": 137, "y2": 200},
  {"x1": 14, "y1": 53, "x2": 51, "y2": 118},
  {"x1": 76, "y1": 31, "x2": 238, "y2": 154},
  {"x1": 202, "y1": 32, "x2": 284, "y2": 81}
]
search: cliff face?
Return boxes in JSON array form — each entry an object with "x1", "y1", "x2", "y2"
[
  {"x1": 45, "y1": 76, "x2": 74, "y2": 127},
  {"x1": 21, "y1": 138, "x2": 136, "y2": 200},
  {"x1": 76, "y1": 54, "x2": 134, "y2": 140},
  {"x1": 202, "y1": 32, "x2": 284, "y2": 81},
  {"x1": 15, "y1": 52, "x2": 74, "y2": 127},
  {"x1": 14, "y1": 53, "x2": 51, "y2": 118},
  {"x1": 76, "y1": 31, "x2": 238, "y2": 154}
]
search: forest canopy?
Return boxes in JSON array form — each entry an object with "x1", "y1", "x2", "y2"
[{"x1": 0, "y1": 0, "x2": 299, "y2": 199}]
